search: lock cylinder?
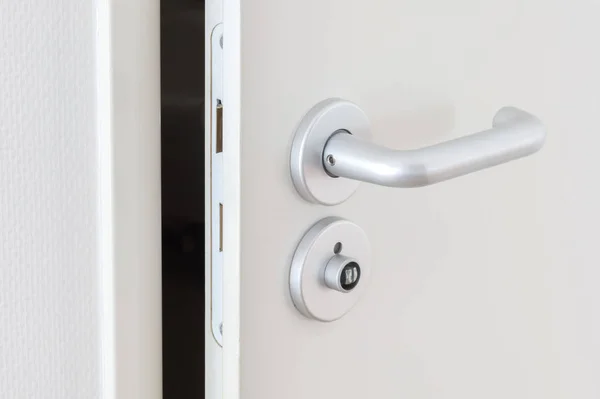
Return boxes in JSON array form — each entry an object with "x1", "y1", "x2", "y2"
[
  {"x1": 324, "y1": 255, "x2": 361, "y2": 293},
  {"x1": 289, "y1": 217, "x2": 371, "y2": 322}
]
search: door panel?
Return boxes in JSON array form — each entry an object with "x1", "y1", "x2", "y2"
[{"x1": 232, "y1": 1, "x2": 599, "y2": 397}]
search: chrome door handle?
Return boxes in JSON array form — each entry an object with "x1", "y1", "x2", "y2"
[{"x1": 290, "y1": 99, "x2": 546, "y2": 205}]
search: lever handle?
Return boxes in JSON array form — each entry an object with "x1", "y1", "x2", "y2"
[
  {"x1": 322, "y1": 107, "x2": 546, "y2": 188},
  {"x1": 290, "y1": 99, "x2": 546, "y2": 205}
]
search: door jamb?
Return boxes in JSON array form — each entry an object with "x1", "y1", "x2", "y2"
[{"x1": 97, "y1": 1, "x2": 162, "y2": 398}]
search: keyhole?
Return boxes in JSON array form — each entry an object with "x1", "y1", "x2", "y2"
[{"x1": 340, "y1": 262, "x2": 361, "y2": 291}]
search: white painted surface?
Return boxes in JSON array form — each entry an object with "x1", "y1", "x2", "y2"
[
  {"x1": 206, "y1": 1, "x2": 224, "y2": 398},
  {"x1": 98, "y1": 0, "x2": 161, "y2": 398},
  {"x1": 224, "y1": 1, "x2": 600, "y2": 398},
  {"x1": 221, "y1": 0, "x2": 242, "y2": 396},
  {"x1": 1, "y1": 0, "x2": 161, "y2": 398},
  {"x1": 0, "y1": 1, "x2": 99, "y2": 397}
]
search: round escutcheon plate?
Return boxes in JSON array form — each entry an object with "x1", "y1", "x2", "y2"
[
  {"x1": 289, "y1": 217, "x2": 372, "y2": 322},
  {"x1": 290, "y1": 98, "x2": 371, "y2": 205}
]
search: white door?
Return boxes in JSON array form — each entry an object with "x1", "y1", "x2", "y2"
[{"x1": 216, "y1": 1, "x2": 600, "y2": 398}]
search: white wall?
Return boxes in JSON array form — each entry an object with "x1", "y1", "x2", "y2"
[
  {"x1": 0, "y1": 1, "x2": 100, "y2": 397},
  {"x1": 0, "y1": 1, "x2": 162, "y2": 398}
]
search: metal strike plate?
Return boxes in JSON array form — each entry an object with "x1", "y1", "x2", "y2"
[{"x1": 210, "y1": 23, "x2": 224, "y2": 346}]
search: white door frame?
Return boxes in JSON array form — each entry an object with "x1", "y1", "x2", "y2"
[
  {"x1": 98, "y1": 0, "x2": 244, "y2": 397},
  {"x1": 97, "y1": 1, "x2": 162, "y2": 398}
]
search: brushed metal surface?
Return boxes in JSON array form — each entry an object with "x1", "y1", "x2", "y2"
[
  {"x1": 324, "y1": 105, "x2": 546, "y2": 188},
  {"x1": 290, "y1": 99, "x2": 371, "y2": 205},
  {"x1": 289, "y1": 217, "x2": 371, "y2": 322}
]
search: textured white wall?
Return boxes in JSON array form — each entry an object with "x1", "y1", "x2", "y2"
[{"x1": 0, "y1": 1, "x2": 100, "y2": 397}]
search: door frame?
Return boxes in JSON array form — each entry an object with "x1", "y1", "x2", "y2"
[
  {"x1": 98, "y1": 0, "x2": 244, "y2": 397},
  {"x1": 97, "y1": 1, "x2": 162, "y2": 398}
]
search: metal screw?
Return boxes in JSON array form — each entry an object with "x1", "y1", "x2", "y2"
[{"x1": 326, "y1": 154, "x2": 336, "y2": 166}]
